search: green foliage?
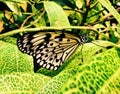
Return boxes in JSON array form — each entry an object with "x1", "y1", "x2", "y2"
[
  {"x1": 0, "y1": 72, "x2": 50, "y2": 93},
  {"x1": 0, "y1": 0, "x2": 120, "y2": 93},
  {"x1": 60, "y1": 48, "x2": 120, "y2": 94},
  {"x1": 44, "y1": 1, "x2": 70, "y2": 27},
  {"x1": 0, "y1": 39, "x2": 33, "y2": 73}
]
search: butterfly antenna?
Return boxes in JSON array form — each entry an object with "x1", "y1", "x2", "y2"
[
  {"x1": 79, "y1": 34, "x2": 87, "y2": 63},
  {"x1": 80, "y1": 44, "x2": 84, "y2": 63}
]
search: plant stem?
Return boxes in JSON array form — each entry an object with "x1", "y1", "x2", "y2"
[{"x1": 0, "y1": 26, "x2": 97, "y2": 39}]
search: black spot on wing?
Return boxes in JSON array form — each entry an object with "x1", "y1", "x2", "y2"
[
  {"x1": 55, "y1": 32, "x2": 65, "y2": 39},
  {"x1": 44, "y1": 33, "x2": 51, "y2": 43},
  {"x1": 50, "y1": 43, "x2": 53, "y2": 46},
  {"x1": 59, "y1": 38, "x2": 63, "y2": 41},
  {"x1": 67, "y1": 39, "x2": 70, "y2": 42}
]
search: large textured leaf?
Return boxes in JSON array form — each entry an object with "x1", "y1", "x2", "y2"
[
  {"x1": 59, "y1": 48, "x2": 120, "y2": 94},
  {"x1": 0, "y1": 72, "x2": 50, "y2": 93},
  {"x1": 0, "y1": 38, "x2": 33, "y2": 74}
]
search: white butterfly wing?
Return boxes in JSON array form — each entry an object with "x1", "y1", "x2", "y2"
[{"x1": 17, "y1": 31, "x2": 85, "y2": 72}]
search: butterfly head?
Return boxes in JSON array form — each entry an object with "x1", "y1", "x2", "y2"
[{"x1": 79, "y1": 34, "x2": 87, "y2": 44}]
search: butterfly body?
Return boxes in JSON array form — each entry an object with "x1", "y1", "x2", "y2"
[{"x1": 17, "y1": 30, "x2": 86, "y2": 72}]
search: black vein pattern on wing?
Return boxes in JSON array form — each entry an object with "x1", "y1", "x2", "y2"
[
  {"x1": 17, "y1": 31, "x2": 84, "y2": 72},
  {"x1": 33, "y1": 34, "x2": 79, "y2": 71}
]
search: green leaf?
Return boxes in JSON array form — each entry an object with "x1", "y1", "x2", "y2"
[
  {"x1": 1, "y1": 36, "x2": 16, "y2": 45},
  {"x1": 37, "y1": 68, "x2": 79, "y2": 94},
  {"x1": 59, "y1": 48, "x2": 120, "y2": 93},
  {"x1": 1, "y1": 0, "x2": 26, "y2": 3},
  {"x1": 0, "y1": 72, "x2": 50, "y2": 93},
  {"x1": 0, "y1": 39, "x2": 33, "y2": 74},
  {"x1": 76, "y1": 0, "x2": 84, "y2": 9},
  {"x1": 44, "y1": 1, "x2": 70, "y2": 27},
  {"x1": 4, "y1": 1, "x2": 22, "y2": 16}
]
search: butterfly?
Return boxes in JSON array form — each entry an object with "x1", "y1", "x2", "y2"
[{"x1": 17, "y1": 30, "x2": 86, "y2": 72}]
